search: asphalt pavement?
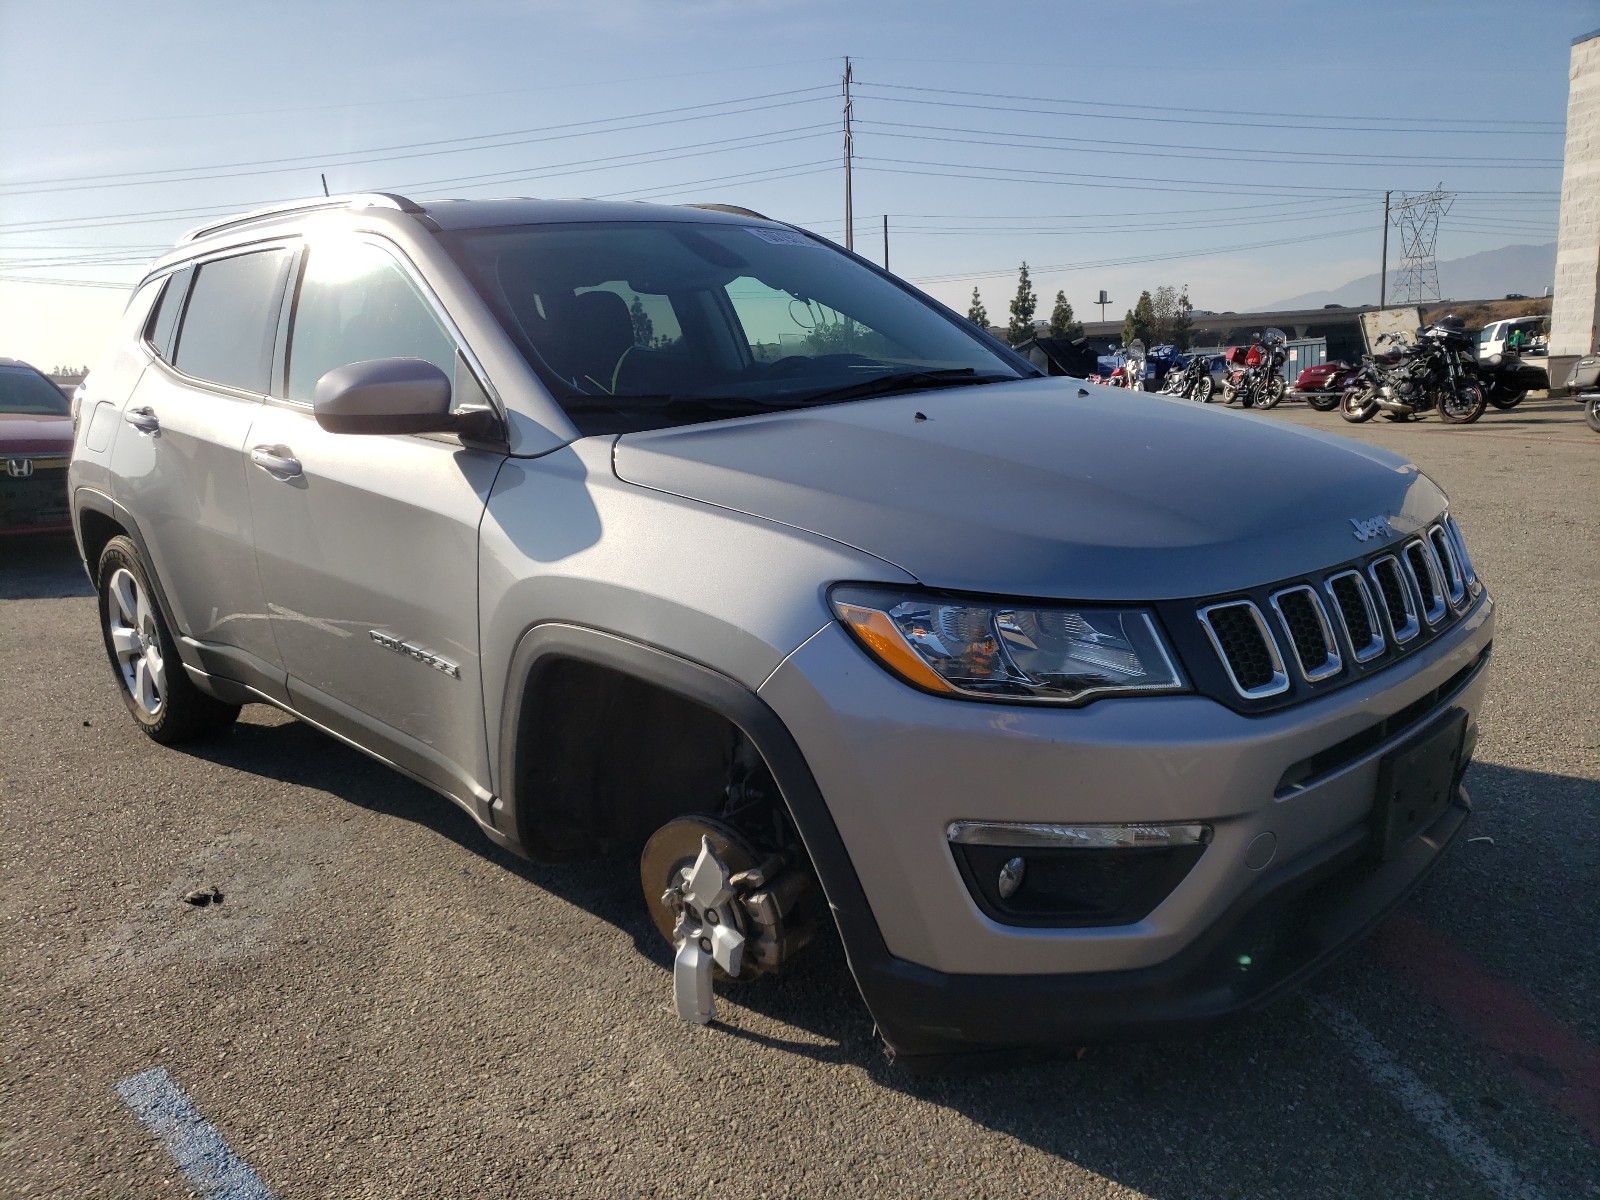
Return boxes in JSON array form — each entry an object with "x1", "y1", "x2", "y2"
[{"x1": 2, "y1": 398, "x2": 1596, "y2": 1199}]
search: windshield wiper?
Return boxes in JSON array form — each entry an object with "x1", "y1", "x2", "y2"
[
  {"x1": 562, "y1": 394, "x2": 793, "y2": 414},
  {"x1": 789, "y1": 368, "x2": 1015, "y2": 407}
]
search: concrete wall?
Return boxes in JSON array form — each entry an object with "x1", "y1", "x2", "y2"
[{"x1": 1550, "y1": 30, "x2": 1600, "y2": 384}]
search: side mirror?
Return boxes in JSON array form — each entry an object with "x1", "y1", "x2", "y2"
[{"x1": 312, "y1": 357, "x2": 454, "y2": 435}]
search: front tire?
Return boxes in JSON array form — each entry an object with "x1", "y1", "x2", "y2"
[
  {"x1": 1437, "y1": 382, "x2": 1487, "y2": 425},
  {"x1": 96, "y1": 536, "x2": 240, "y2": 743},
  {"x1": 1585, "y1": 395, "x2": 1600, "y2": 433},
  {"x1": 1257, "y1": 375, "x2": 1286, "y2": 410}
]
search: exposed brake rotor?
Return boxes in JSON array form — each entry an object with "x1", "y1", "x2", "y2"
[{"x1": 640, "y1": 814, "x2": 817, "y2": 1026}]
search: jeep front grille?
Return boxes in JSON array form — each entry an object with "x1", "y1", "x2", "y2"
[
  {"x1": 1325, "y1": 570, "x2": 1386, "y2": 662},
  {"x1": 1403, "y1": 539, "x2": 1448, "y2": 625},
  {"x1": 1192, "y1": 520, "x2": 1478, "y2": 704},
  {"x1": 1428, "y1": 526, "x2": 1466, "y2": 606},
  {"x1": 1269, "y1": 586, "x2": 1342, "y2": 682},
  {"x1": 1196, "y1": 601, "x2": 1289, "y2": 698},
  {"x1": 1369, "y1": 555, "x2": 1420, "y2": 643}
]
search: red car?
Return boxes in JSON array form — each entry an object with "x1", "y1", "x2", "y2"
[{"x1": 0, "y1": 358, "x2": 74, "y2": 535}]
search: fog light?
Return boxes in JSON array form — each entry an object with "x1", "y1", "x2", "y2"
[
  {"x1": 947, "y1": 821, "x2": 1211, "y2": 928},
  {"x1": 997, "y1": 856, "x2": 1026, "y2": 899}
]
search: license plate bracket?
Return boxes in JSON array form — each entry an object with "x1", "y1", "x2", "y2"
[{"x1": 1372, "y1": 710, "x2": 1467, "y2": 860}]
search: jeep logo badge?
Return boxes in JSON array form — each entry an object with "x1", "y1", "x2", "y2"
[
  {"x1": 5, "y1": 458, "x2": 33, "y2": 478},
  {"x1": 1350, "y1": 515, "x2": 1392, "y2": 542}
]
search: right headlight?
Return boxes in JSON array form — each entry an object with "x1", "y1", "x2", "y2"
[{"x1": 829, "y1": 585, "x2": 1185, "y2": 705}]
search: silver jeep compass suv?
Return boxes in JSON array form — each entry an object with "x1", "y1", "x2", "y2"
[{"x1": 70, "y1": 193, "x2": 1493, "y2": 1062}]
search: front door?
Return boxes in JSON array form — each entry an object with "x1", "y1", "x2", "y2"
[{"x1": 244, "y1": 236, "x2": 505, "y2": 809}]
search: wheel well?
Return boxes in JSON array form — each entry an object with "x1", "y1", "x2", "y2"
[
  {"x1": 510, "y1": 656, "x2": 782, "y2": 862},
  {"x1": 77, "y1": 508, "x2": 125, "y2": 577}
]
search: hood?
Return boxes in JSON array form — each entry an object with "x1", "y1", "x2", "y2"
[
  {"x1": 612, "y1": 377, "x2": 1446, "y2": 601},
  {"x1": 0, "y1": 412, "x2": 72, "y2": 456}
]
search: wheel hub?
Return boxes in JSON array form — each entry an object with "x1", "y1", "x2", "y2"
[{"x1": 640, "y1": 815, "x2": 817, "y2": 1026}]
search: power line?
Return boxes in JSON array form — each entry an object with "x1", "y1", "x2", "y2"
[
  {"x1": 910, "y1": 225, "x2": 1375, "y2": 286},
  {"x1": 855, "y1": 77, "x2": 1565, "y2": 130},
  {"x1": 855, "y1": 82, "x2": 1565, "y2": 136},
  {"x1": 0, "y1": 58, "x2": 840, "y2": 132},
  {"x1": 858, "y1": 119, "x2": 1563, "y2": 168},
  {"x1": 0, "y1": 87, "x2": 834, "y2": 192}
]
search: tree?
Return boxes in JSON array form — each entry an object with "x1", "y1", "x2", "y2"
[
  {"x1": 1047, "y1": 291, "x2": 1083, "y2": 340},
  {"x1": 966, "y1": 287, "x2": 989, "y2": 329},
  {"x1": 1006, "y1": 262, "x2": 1037, "y2": 345},
  {"x1": 1151, "y1": 284, "x2": 1194, "y2": 348},
  {"x1": 628, "y1": 296, "x2": 653, "y2": 346},
  {"x1": 1122, "y1": 290, "x2": 1154, "y2": 347}
]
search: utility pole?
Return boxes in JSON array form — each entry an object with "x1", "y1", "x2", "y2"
[
  {"x1": 882, "y1": 214, "x2": 888, "y2": 271},
  {"x1": 842, "y1": 57, "x2": 854, "y2": 252},
  {"x1": 1379, "y1": 190, "x2": 1391, "y2": 309}
]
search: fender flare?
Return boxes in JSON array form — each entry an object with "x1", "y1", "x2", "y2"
[
  {"x1": 72, "y1": 487, "x2": 202, "y2": 674},
  {"x1": 496, "y1": 621, "x2": 893, "y2": 1023}
]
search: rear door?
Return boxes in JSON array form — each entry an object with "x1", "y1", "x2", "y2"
[
  {"x1": 243, "y1": 235, "x2": 505, "y2": 810},
  {"x1": 111, "y1": 248, "x2": 293, "y2": 700}
]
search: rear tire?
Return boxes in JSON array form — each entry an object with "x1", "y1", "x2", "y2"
[
  {"x1": 1340, "y1": 385, "x2": 1378, "y2": 423},
  {"x1": 96, "y1": 536, "x2": 241, "y2": 744},
  {"x1": 1304, "y1": 389, "x2": 1340, "y2": 412},
  {"x1": 1486, "y1": 388, "x2": 1526, "y2": 410},
  {"x1": 1585, "y1": 395, "x2": 1600, "y2": 433}
]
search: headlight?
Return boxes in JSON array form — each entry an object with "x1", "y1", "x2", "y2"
[{"x1": 829, "y1": 585, "x2": 1185, "y2": 704}]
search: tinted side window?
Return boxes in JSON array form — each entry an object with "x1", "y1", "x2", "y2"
[
  {"x1": 287, "y1": 241, "x2": 457, "y2": 403},
  {"x1": 144, "y1": 266, "x2": 193, "y2": 363},
  {"x1": 173, "y1": 250, "x2": 291, "y2": 392}
]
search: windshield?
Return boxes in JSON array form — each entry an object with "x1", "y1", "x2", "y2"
[
  {"x1": 0, "y1": 367, "x2": 70, "y2": 416},
  {"x1": 441, "y1": 220, "x2": 1030, "y2": 431}
]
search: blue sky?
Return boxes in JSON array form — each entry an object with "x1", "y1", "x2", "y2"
[{"x1": 0, "y1": 0, "x2": 1586, "y2": 367}]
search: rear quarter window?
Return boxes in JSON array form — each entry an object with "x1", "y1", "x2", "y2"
[{"x1": 172, "y1": 250, "x2": 292, "y2": 392}]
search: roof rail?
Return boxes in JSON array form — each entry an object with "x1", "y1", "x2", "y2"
[
  {"x1": 681, "y1": 203, "x2": 771, "y2": 221},
  {"x1": 179, "y1": 192, "x2": 425, "y2": 245}
]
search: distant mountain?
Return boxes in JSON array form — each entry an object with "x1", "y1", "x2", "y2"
[{"x1": 1264, "y1": 242, "x2": 1555, "y2": 310}]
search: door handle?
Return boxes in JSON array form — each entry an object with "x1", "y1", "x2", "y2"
[
  {"x1": 124, "y1": 406, "x2": 159, "y2": 433},
  {"x1": 250, "y1": 445, "x2": 302, "y2": 480}
]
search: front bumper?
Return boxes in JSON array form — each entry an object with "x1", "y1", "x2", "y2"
[
  {"x1": 756, "y1": 592, "x2": 1492, "y2": 1057},
  {"x1": 853, "y1": 788, "x2": 1468, "y2": 1058}
]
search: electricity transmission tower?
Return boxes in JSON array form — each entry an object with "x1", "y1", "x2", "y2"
[{"x1": 1389, "y1": 186, "x2": 1454, "y2": 305}]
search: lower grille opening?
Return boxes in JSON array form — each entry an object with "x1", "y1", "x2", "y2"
[{"x1": 1275, "y1": 645, "x2": 1490, "y2": 796}]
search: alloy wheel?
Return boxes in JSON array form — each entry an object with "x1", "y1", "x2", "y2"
[{"x1": 105, "y1": 567, "x2": 165, "y2": 715}]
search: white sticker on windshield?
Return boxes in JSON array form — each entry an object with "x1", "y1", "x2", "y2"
[{"x1": 746, "y1": 227, "x2": 814, "y2": 247}]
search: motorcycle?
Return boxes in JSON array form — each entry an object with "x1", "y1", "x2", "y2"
[
  {"x1": 1288, "y1": 360, "x2": 1357, "y2": 412},
  {"x1": 1566, "y1": 354, "x2": 1600, "y2": 433},
  {"x1": 1340, "y1": 318, "x2": 1487, "y2": 425},
  {"x1": 1160, "y1": 352, "x2": 1217, "y2": 402},
  {"x1": 1222, "y1": 328, "x2": 1288, "y2": 409},
  {"x1": 1476, "y1": 348, "x2": 1548, "y2": 410}
]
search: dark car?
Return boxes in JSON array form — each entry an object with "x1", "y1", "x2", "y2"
[{"x1": 0, "y1": 358, "x2": 74, "y2": 535}]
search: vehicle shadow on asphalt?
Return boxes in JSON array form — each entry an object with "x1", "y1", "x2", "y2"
[
  {"x1": 178, "y1": 718, "x2": 1598, "y2": 1196},
  {"x1": 0, "y1": 535, "x2": 91, "y2": 600}
]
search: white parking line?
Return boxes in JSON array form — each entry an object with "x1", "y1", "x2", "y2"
[
  {"x1": 1308, "y1": 997, "x2": 1548, "y2": 1200},
  {"x1": 114, "y1": 1066, "x2": 275, "y2": 1200}
]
